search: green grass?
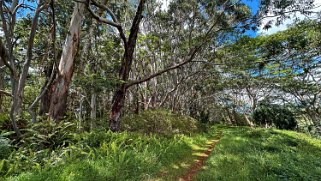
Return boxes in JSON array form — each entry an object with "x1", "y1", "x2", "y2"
[
  {"x1": 1, "y1": 131, "x2": 213, "y2": 181},
  {"x1": 1, "y1": 125, "x2": 321, "y2": 181},
  {"x1": 196, "y1": 126, "x2": 321, "y2": 181}
]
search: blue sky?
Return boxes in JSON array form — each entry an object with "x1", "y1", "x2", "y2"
[
  {"x1": 17, "y1": 0, "x2": 260, "y2": 37},
  {"x1": 242, "y1": 0, "x2": 260, "y2": 37},
  {"x1": 10, "y1": 0, "x2": 320, "y2": 38}
]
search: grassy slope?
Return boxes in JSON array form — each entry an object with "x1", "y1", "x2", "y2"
[
  {"x1": 2, "y1": 131, "x2": 214, "y2": 181},
  {"x1": 196, "y1": 126, "x2": 321, "y2": 181},
  {"x1": 2, "y1": 126, "x2": 321, "y2": 181}
]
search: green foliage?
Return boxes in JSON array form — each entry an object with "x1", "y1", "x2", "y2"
[
  {"x1": 0, "y1": 131, "x2": 13, "y2": 160},
  {"x1": 196, "y1": 126, "x2": 321, "y2": 181},
  {"x1": 0, "y1": 121, "x2": 77, "y2": 176},
  {"x1": 253, "y1": 104, "x2": 297, "y2": 130},
  {"x1": 2, "y1": 129, "x2": 209, "y2": 180},
  {"x1": 121, "y1": 110, "x2": 201, "y2": 135},
  {"x1": 0, "y1": 113, "x2": 10, "y2": 129},
  {"x1": 21, "y1": 120, "x2": 76, "y2": 151}
]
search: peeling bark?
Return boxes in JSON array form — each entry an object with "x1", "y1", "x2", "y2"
[{"x1": 49, "y1": 2, "x2": 85, "y2": 120}]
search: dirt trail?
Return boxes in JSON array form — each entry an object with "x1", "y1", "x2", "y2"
[{"x1": 178, "y1": 137, "x2": 221, "y2": 181}]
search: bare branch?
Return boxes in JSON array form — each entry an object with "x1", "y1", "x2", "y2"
[
  {"x1": 126, "y1": 47, "x2": 199, "y2": 88},
  {"x1": 17, "y1": 1, "x2": 49, "y2": 100},
  {"x1": 86, "y1": 1, "x2": 121, "y2": 28},
  {"x1": 85, "y1": 0, "x2": 127, "y2": 45},
  {"x1": 90, "y1": 0, "x2": 119, "y2": 23}
]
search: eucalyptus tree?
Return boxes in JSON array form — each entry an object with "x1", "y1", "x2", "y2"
[
  {"x1": 0, "y1": 0, "x2": 50, "y2": 136},
  {"x1": 48, "y1": 1, "x2": 85, "y2": 120},
  {"x1": 85, "y1": 0, "x2": 252, "y2": 131}
]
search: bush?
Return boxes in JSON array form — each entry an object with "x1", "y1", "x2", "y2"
[
  {"x1": 253, "y1": 104, "x2": 297, "y2": 130},
  {"x1": 21, "y1": 120, "x2": 77, "y2": 151},
  {"x1": 0, "y1": 138, "x2": 12, "y2": 160},
  {"x1": 121, "y1": 110, "x2": 200, "y2": 135}
]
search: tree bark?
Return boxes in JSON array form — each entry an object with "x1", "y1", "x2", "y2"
[
  {"x1": 49, "y1": 2, "x2": 84, "y2": 120},
  {"x1": 39, "y1": 63, "x2": 55, "y2": 116},
  {"x1": 90, "y1": 92, "x2": 97, "y2": 129},
  {"x1": 107, "y1": 0, "x2": 146, "y2": 131},
  {"x1": 0, "y1": 57, "x2": 4, "y2": 113},
  {"x1": 109, "y1": 87, "x2": 126, "y2": 132},
  {"x1": 0, "y1": 0, "x2": 20, "y2": 136},
  {"x1": 39, "y1": 0, "x2": 58, "y2": 116}
]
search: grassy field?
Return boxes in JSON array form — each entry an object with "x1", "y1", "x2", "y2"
[
  {"x1": 196, "y1": 126, "x2": 321, "y2": 181},
  {"x1": 1, "y1": 125, "x2": 321, "y2": 180}
]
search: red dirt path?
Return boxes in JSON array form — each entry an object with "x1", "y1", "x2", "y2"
[{"x1": 178, "y1": 138, "x2": 220, "y2": 181}]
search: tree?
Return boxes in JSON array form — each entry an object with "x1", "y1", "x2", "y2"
[
  {"x1": 0, "y1": 0, "x2": 49, "y2": 136},
  {"x1": 48, "y1": 2, "x2": 85, "y2": 120},
  {"x1": 253, "y1": 103, "x2": 297, "y2": 130},
  {"x1": 86, "y1": 0, "x2": 252, "y2": 131},
  {"x1": 258, "y1": 0, "x2": 319, "y2": 29}
]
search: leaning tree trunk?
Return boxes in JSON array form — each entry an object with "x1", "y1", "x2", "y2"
[
  {"x1": 107, "y1": 0, "x2": 145, "y2": 131},
  {"x1": 49, "y1": 2, "x2": 84, "y2": 120}
]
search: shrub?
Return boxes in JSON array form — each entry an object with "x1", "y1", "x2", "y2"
[
  {"x1": 21, "y1": 120, "x2": 77, "y2": 151},
  {"x1": 121, "y1": 110, "x2": 200, "y2": 135},
  {"x1": 253, "y1": 104, "x2": 297, "y2": 130},
  {"x1": 0, "y1": 136, "x2": 12, "y2": 160}
]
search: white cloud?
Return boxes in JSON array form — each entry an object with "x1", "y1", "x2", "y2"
[{"x1": 258, "y1": 0, "x2": 321, "y2": 35}]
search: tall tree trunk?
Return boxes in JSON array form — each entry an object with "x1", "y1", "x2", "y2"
[
  {"x1": 90, "y1": 92, "x2": 97, "y2": 129},
  {"x1": 109, "y1": 87, "x2": 126, "y2": 131},
  {"x1": 0, "y1": 58, "x2": 4, "y2": 113},
  {"x1": 1, "y1": 0, "x2": 20, "y2": 136},
  {"x1": 39, "y1": 64, "x2": 55, "y2": 116},
  {"x1": 108, "y1": 0, "x2": 146, "y2": 131},
  {"x1": 49, "y1": 2, "x2": 84, "y2": 120},
  {"x1": 40, "y1": 0, "x2": 58, "y2": 116}
]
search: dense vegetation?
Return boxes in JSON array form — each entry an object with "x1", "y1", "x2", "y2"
[{"x1": 0, "y1": 0, "x2": 321, "y2": 180}]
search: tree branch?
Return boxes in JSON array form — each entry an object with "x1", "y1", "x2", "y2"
[
  {"x1": 86, "y1": 0, "x2": 121, "y2": 28},
  {"x1": 85, "y1": 0, "x2": 127, "y2": 44},
  {"x1": 90, "y1": 0, "x2": 119, "y2": 23},
  {"x1": 0, "y1": 90, "x2": 13, "y2": 97},
  {"x1": 126, "y1": 47, "x2": 199, "y2": 88},
  {"x1": 17, "y1": 1, "x2": 49, "y2": 100}
]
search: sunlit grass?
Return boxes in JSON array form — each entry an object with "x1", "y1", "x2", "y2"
[
  {"x1": 2, "y1": 131, "x2": 214, "y2": 181},
  {"x1": 2, "y1": 125, "x2": 319, "y2": 181},
  {"x1": 196, "y1": 126, "x2": 321, "y2": 181}
]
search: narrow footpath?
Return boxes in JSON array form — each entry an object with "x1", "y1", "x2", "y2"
[{"x1": 178, "y1": 136, "x2": 221, "y2": 181}]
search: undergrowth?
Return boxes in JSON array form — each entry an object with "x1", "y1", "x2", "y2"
[
  {"x1": 121, "y1": 110, "x2": 203, "y2": 135},
  {"x1": 1, "y1": 127, "x2": 212, "y2": 180}
]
